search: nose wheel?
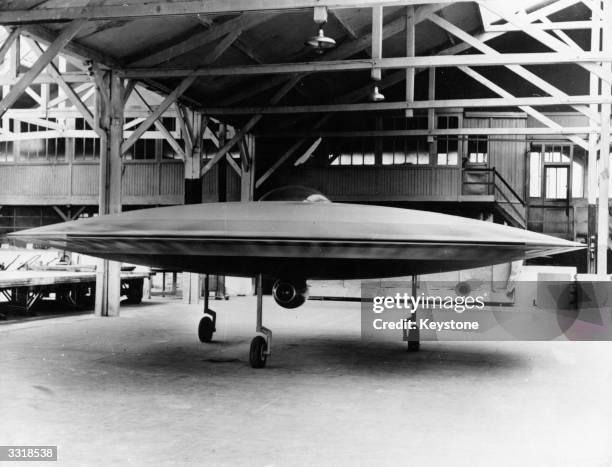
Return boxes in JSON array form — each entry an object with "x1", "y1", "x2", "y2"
[{"x1": 250, "y1": 273, "x2": 272, "y2": 368}]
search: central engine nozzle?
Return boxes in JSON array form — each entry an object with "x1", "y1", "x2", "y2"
[{"x1": 272, "y1": 278, "x2": 309, "y2": 309}]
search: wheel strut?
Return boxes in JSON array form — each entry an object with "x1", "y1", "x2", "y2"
[
  {"x1": 198, "y1": 274, "x2": 216, "y2": 343},
  {"x1": 249, "y1": 273, "x2": 272, "y2": 368}
]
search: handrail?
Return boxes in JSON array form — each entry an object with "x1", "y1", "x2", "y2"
[
  {"x1": 492, "y1": 168, "x2": 525, "y2": 207},
  {"x1": 462, "y1": 167, "x2": 525, "y2": 207},
  {"x1": 461, "y1": 167, "x2": 526, "y2": 226}
]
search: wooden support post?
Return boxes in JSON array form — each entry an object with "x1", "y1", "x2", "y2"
[
  {"x1": 588, "y1": 5, "x2": 601, "y2": 274},
  {"x1": 184, "y1": 112, "x2": 204, "y2": 204},
  {"x1": 371, "y1": 5, "x2": 383, "y2": 82},
  {"x1": 597, "y1": 0, "x2": 611, "y2": 276},
  {"x1": 405, "y1": 6, "x2": 415, "y2": 118},
  {"x1": 428, "y1": 67, "x2": 435, "y2": 156},
  {"x1": 217, "y1": 123, "x2": 227, "y2": 202},
  {"x1": 240, "y1": 135, "x2": 255, "y2": 201},
  {"x1": 182, "y1": 272, "x2": 201, "y2": 304},
  {"x1": 95, "y1": 71, "x2": 124, "y2": 317}
]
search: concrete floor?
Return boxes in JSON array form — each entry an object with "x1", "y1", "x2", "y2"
[{"x1": 1, "y1": 296, "x2": 611, "y2": 467}]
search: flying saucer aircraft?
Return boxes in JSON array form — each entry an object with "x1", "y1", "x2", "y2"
[{"x1": 7, "y1": 192, "x2": 583, "y2": 368}]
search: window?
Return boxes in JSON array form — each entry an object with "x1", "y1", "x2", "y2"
[
  {"x1": 74, "y1": 118, "x2": 99, "y2": 160},
  {"x1": 437, "y1": 115, "x2": 459, "y2": 166},
  {"x1": 162, "y1": 140, "x2": 183, "y2": 160},
  {"x1": 161, "y1": 117, "x2": 176, "y2": 132},
  {"x1": 529, "y1": 143, "x2": 579, "y2": 199},
  {"x1": 544, "y1": 144, "x2": 570, "y2": 163},
  {"x1": 572, "y1": 160, "x2": 584, "y2": 198},
  {"x1": 529, "y1": 148, "x2": 542, "y2": 197},
  {"x1": 467, "y1": 136, "x2": 488, "y2": 164},
  {"x1": 381, "y1": 138, "x2": 429, "y2": 165},
  {"x1": 329, "y1": 140, "x2": 375, "y2": 166},
  {"x1": 545, "y1": 166, "x2": 569, "y2": 199},
  {"x1": 572, "y1": 147, "x2": 585, "y2": 198},
  {"x1": 125, "y1": 139, "x2": 156, "y2": 160},
  {"x1": 0, "y1": 142, "x2": 14, "y2": 162},
  {"x1": 382, "y1": 115, "x2": 428, "y2": 131},
  {"x1": 18, "y1": 120, "x2": 65, "y2": 162}
]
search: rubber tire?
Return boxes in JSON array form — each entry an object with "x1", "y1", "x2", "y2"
[
  {"x1": 249, "y1": 336, "x2": 268, "y2": 368},
  {"x1": 407, "y1": 340, "x2": 420, "y2": 352},
  {"x1": 198, "y1": 316, "x2": 214, "y2": 343}
]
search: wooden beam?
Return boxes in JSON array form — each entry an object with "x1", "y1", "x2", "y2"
[
  {"x1": 405, "y1": 6, "x2": 415, "y2": 117},
  {"x1": 256, "y1": 127, "x2": 598, "y2": 137},
  {"x1": 239, "y1": 138, "x2": 251, "y2": 172},
  {"x1": 0, "y1": 72, "x2": 90, "y2": 86},
  {"x1": 21, "y1": 24, "x2": 119, "y2": 68},
  {"x1": 141, "y1": 78, "x2": 201, "y2": 108},
  {"x1": 256, "y1": 114, "x2": 333, "y2": 187},
  {"x1": 459, "y1": 65, "x2": 589, "y2": 150},
  {"x1": 201, "y1": 76, "x2": 301, "y2": 176},
  {"x1": 484, "y1": 21, "x2": 597, "y2": 32},
  {"x1": 29, "y1": 39, "x2": 98, "y2": 132},
  {"x1": 0, "y1": 19, "x2": 85, "y2": 118},
  {"x1": 225, "y1": 154, "x2": 241, "y2": 175},
  {"x1": 195, "y1": 16, "x2": 266, "y2": 63},
  {"x1": 121, "y1": 30, "x2": 238, "y2": 154},
  {"x1": 294, "y1": 137, "x2": 322, "y2": 165},
  {"x1": 0, "y1": 27, "x2": 19, "y2": 63},
  {"x1": 201, "y1": 95, "x2": 612, "y2": 114},
  {"x1": 479, "y1": 2, "x2": 612, "y2": 85},
  {"x1": 25, "y1": 87, "x2": 43, "y2": 106},
  {"x1": 122, "y1": 79, "x2": 136, "y2": 105},
  {"x1": 332, "y1": 10, "x2": 358, "y2": 40},
  {"x1": 0, "y1": 1, "x2": 500, "y2": 24},
  {"x1": 256, "y1": 140, "x2": 308, "y2": 188},
  {"x1": 371, "y1": 5, "x2": 383, "y2": 81},
  {"x1": 597, "y1": 0, "x2": 611, "y2": 275},
  {"x1": 120, "y1": 52, "x2": 610, "y2": 79},
  {"x1": 133, "y1": 87, "x2": 186, "y2": 160},
  {"x1": 127, "y1": 13, "x2": 271, "y2": 67},
  {"x1": 121, "y1": 76, "x2": 196, "y2": 155},
  {"x1": 215, "y1": 4, "x2": 443, "y2": 106},
  {"x1": 52, "y1": 206, "x2": 69, "y2": 222},
  {"x1": 428, "y1": 13, "x2": 601, "y2": 124},
  {"x1": 47, "y1": 82, "x2": 91, "y2": 108}
]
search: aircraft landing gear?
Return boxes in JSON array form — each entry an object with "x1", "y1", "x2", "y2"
[
  {"x1": 405, "y1": 275, "x2": 420, "y2": 353},
  {"x1": 198, "y1": 275, "x2": 216, "y2": 343},
  {"x1": 249, "y1": 274, "x2": 272, "y2": 368}
]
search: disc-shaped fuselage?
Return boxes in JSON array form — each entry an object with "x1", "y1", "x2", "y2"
[{"x1": 7, "y1": 202, "x2": 583, "y2": 279}]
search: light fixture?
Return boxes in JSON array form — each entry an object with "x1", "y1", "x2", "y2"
[
  {"x1": 306, "y1": 6, "x2": 335, "y2": 53},
  {"x1": 370, "y1": 85, "x2": 385, "y2": 102},
  {"x1": 306, "y1": 26, "x2": 336, "y2": 53}
]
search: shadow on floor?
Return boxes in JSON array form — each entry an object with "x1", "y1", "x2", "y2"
[{"x1": 96, "y1": 336, "x2": 528, "y2": 380}]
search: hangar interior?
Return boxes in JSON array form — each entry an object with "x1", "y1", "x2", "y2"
[
  {"x1": 0, "y1": 2, "x2": 611, "y2": 303},
  {"x1": 0, "y1": 1, "x2": 611, "y2": 465}
]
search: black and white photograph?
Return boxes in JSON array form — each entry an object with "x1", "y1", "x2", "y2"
[{"x1": 0, "y1": 0, "x2": 611, "y2": 465}]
